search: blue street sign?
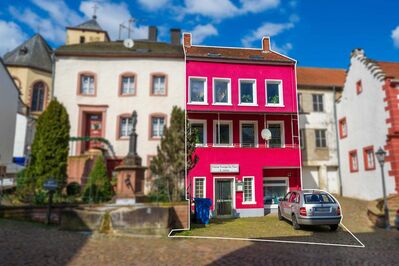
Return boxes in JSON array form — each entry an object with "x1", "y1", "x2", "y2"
[{"x1": 43, "y1": 179, "x2": 58, "y2": 191}]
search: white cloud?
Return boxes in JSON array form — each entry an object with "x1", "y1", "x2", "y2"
[
  {"x1": 183, "y1": 0, "x2": 280, "y2": 21},
  {"x1": 80, "y1": 1, "x2": 148, "y2": 40},
  {"x1": 137, "y1": 0, "x2": 170, "y2": 11},
  {"x1": 391, "y1": 26, "x2": 399, "y2": 48},
  {"x1": 191, "y1": 24, "x2": 218, "y2": 44},
  {"x1": 271, "y1": 41, "x2": 292, "y2": 54},
  {"x1": 31, "y1": 0, "x2": 82, "y2": 26},
  {"x1": 0, "y1": 20, "x2": 28, "y2": 56},
  {"x1": 241, "y1": 22, "x2": 293, "y2": 47}
]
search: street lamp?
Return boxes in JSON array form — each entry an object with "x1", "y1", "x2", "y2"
[{"x1": 375, "y1": 147, "x2": 390, "y2": 229}]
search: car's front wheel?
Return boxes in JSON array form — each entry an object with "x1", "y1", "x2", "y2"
[
  {"x1": 278, "y1": 207, "x2": 283, "y2": 220},
  {"x1": 329, "y1": 224, "x2": 339, "y2": 231},
  {"x1": 292, "y1": 214, "x2": 301, "y2": 230}
]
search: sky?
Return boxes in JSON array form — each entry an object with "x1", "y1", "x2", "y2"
[{"x1": 0, "y1": 0, "x2": 399, "y2": 69}]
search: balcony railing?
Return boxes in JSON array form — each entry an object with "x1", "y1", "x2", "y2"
[{"x1": 195, "y1": 143, "x2": 300, "y2": 149}]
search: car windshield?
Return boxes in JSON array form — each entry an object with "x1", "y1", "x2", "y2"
[{"x1": 304, "y1": 193, "x2": 335, "y2": 204}]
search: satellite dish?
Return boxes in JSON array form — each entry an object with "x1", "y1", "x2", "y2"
[
  {"x1": 261, "y1": 128, "x2": 272, "y2": 141},
  {"x1": 123, "y1": 38, "x2": 134, "y2": 48}
]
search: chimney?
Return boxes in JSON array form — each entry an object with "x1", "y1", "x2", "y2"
[
  {"x1": 183, "y1": 33, "x2": 191, "y2": 48},
  {"x1": 262, "y1": 37, "x2": 270, "y2": 51},
  {"x1": 148, "y1": 26, "x2": 158, "y2": 42},
  {"x1": 170, "y1": 28, "x2": 181, "y2": 45}
]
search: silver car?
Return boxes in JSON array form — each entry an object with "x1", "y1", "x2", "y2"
[{"x1": 278, "y1": 190, "x2": 342, "y2": 231}]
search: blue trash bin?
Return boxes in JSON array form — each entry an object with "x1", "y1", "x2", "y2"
[{"x1": 194, "y1": 198, "x2": 212, "y2": 224}]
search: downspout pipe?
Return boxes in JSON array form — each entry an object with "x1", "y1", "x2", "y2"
[{"x1": 333, "y1": 86, "x2": 343, "y2": 196}]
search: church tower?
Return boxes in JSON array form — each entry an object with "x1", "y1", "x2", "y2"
[{"x1": 66, "y1": 14, "x2": 110, "y2": 45}]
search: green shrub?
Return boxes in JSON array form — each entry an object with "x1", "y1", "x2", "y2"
[
  {"x1": 66, "y1": 182, "x2": 81, "y2": 196},
  {"x1": 33, "y1": 189, "x2": 48, "y2": 205}
]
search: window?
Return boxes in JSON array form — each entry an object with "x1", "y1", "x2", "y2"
[
  {"x1": 213, "y1": 121, "x2": 233, "y2": 146},
  {"x1": 300, "y1": 129, "x2": 305, "y2": 149},
  {"x1": 190, "y1": 121, "x2": 206, "y2": 146},
  {"x1": 80, "y1": 74, "x2": 95, "y2": 95},
  {"x1": 363, "y1": 146, "x2": 375, "y2": 170},
  {"x1": 243, "y1": 177, "x2": 255, "y2": 203},
  {"x1": 312, "y1": 94, "x2": 324, "y2": 112},
  {"x1": 213, "y1": 78, "x2": 231, "y2": 104},
  {"x1": 240, "y1": 122, "x2": 257, "y2": 147},
  {"x1": 315, "y1": 129, "x2": 327, "y2": 148},
  {"x1": 120, "y1": 75, "x2": 135, "y2": 95},
  {"x1": 194, "y1": 178, "x2": 206, "y2": 198},
  {"x1": 80, "y1": 36, "x2": 85, "y2": 44},
  {"x1": 349, "y1": 150, "x2": 358, "y2": 173},
  {"x1": 119, "y1": 116, "x2": 133, "y2": 138},
  {"x1": 339, "y1": 118, "x2": 347, "y2": 139},
  {"x1": 189, "y1": 77, "x2": 207, "y2": 103},
  {"x1": 297, "y1": 93, "x2": 303, "y2": 112},
  {"x1": 264, "y1": 178, "x2": 288, "y2": 206},
  {"x1": 31, "y1": 81, "x2": 45, "y2": 112},
  {"x1": 356, "y1": 80, "x2": 362, "y2": 94},
  {"x1": 151, "y1": 74, "x2": 166, "y2": 96},
  {"x1": 239, "y1": 79, "x2": 256, "y2": 105},
  {"x1": 267, "y1": 121, "x2": 284, "y2": 148},
  {"x1": 151, "y1": 116, "x2": 166, "y2": 139},
  {"x1": 266, "y1": 80, "x2": 283, "y2": 106}
]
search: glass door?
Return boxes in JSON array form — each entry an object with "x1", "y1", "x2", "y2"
[{"x1": 215, "y1": 179, "x2": 233, "y2": 217}]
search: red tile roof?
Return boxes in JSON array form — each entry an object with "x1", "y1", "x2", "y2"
[
  {"x1": 376, "y1": 61, "x2": 399, "y2": 79},
  {"x1": 185, "y1": 46, "x2": 295, "y2": 64},
  {"x1": 297, "y1": 67, "x2": 346, "y2": 88}
]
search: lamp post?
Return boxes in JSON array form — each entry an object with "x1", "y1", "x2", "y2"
[{"x1": 375, "y1": 147, "x2": 390, "y2": 229}]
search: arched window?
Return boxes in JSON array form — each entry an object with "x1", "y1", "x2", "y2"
[{"x1": 31, "y1": 81, "x2": 46, "y2": 112}]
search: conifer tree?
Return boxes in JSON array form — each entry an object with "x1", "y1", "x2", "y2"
[
  {"x1": 21, "y1": 99, "x2": 70, "y2": 196},
  {"x1": 82, "y1": 155, "x2": 113, "y2": 203}
]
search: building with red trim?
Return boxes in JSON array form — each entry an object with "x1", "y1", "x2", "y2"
[
  {"x1": 337, "y1": 49, "x2": 399, "y2": 200},
  {"x1": 184, "y1": 33, "x2": 301, "y2": 217}
]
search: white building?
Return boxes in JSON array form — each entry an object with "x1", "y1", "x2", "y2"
[
  {"x1": 0, "y1": 59, "x2": 19, "y2": 177},
  {"x1": 297, "y1": 67, "x2": 346, "y2": 194},
  {"x1": 337, "y1": 49, "x2": 398, "y2": 200},
  {"x1": 54, "y1": 24, "x2": 185, "y2": 192}
]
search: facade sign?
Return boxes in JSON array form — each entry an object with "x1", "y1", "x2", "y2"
[{"x1": 210, "y1": 164, "x2": 239, "y2": 173}]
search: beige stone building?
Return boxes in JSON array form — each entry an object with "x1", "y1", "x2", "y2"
[
  {"x1": 3, "y1": 34, "x2": 53, "y2": 117},
  {"x1": 297, "y1": 67, "x2": 346, "y2": 194},
  {"x1": 66, "y1": 15, "x2": 110, "y2": 45}
]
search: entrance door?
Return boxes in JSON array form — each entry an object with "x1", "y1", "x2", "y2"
[
  {"x1": 85, "y1": 113, "x2": 103, "y2": 150},
  {"x1": 215, "y1": 179, "x2": 233, "y2": 217}
]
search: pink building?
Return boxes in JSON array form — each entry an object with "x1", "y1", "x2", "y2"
[{"x1": 184, "y1": 33, "x2": 302, "y2": 217}]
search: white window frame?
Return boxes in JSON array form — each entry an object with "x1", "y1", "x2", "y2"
[
  {"x1": 315, "y1": 129, "x2": 327, "y2": 148},
  {"x1": 121, "y1": 76, "x2": 135, "y2": 95},
  {"x1": 213, "y1": 176, "x2": 236, "y2": 211},
  {"x1": 239, "y1": 120, "x2": 258, "y2": 148},
  {"x1": 242, "y1": 176, "x2": 256, "y2": 204},
  {"x1": 81, "y1": 75, "x2": 95, "y2": 95},
  {"x1": 266, "y1": 121, "x2": 285, "y2": 148},
  {"x1": 213, "y1": 120, "x2": 233, "y2": 147},
  {"x1": 238, "y1": 79, "x2": 257, "y2": 106},
  {"x1": 151, "y1": 116, "x2": 165, "y2": 138},
  {"x1": 189, "y1": 119, "x2": 207, "y2": 147},
  {"x1": 312, "y1": 94, "x2": 324, "y2": 112},
  {"x1": 193, "y1": 177, "x2": 206, "y2": 198},
  {"x1": 120, "y1": 117, "x2": 133, "y2": 138},
  {"x1": 152, "y1": 75, "x2": 166, "y2": 95},
  {"x1": 263, "y1": 177, "x2": 289, "y2": 209},
  {"x1": 212, "y1": 78, "x2": 232, "y2": 105},
  {"x1": 265, "y1": 79, "x2": 284, "y2": 107},
  {"x1": 188, "y1": 76, "x2": 208, "y2": 105}
]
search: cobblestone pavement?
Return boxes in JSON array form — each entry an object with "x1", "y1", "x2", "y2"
[{"x1": 1, "y1": 197, "x2": 399, "y2": 266}]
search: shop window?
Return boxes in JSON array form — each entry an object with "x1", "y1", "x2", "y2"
[
  {"x1": 263, "y1": 178, "x2": 288, "y2": 206},
  {"x1": 240, "y1": 122, "x2": 257, "y2": 147},
  {"x1": 349, "y1": 150, "x2": 359, "y2": 173},
  {"x1": 213, "y1": 121, "x2": 233, "y2": 146},
  {"x1": 239, "y1": 79, "x2": 256, "y2": 105},
  {"x1": 213, "y1": 78, "x2": 231, "y2": 104},
  {"x1": 315, "y1": 129, "x2": 327, "y2": 148},
  {"x1": 339, "y1": 118, "x2": 347, "y2": 139},
  {"x1": 363, "y1": 146, "x2": 375, "y2": 170},
  {"x1": 189, "y1": 77, "x2": 207, "y2": 103},
  {"x1": 151, "y1": 74, "x2": 166, "y2": 96},
  {"x1": 243, "y1": 177, "x2": 255, "y2": 203},
  {"x1": 356, "y1": 80, "x2": 362, "y2": 94},
  {"x1": 312, "y1": 94, "x2": 324, "y2": 112},
  {"x1": 267, "y1": 121, "x2": 284, "y2": 148},
  {"x1": 194, "y1": 177, "x2": 206, "y2": 198},
  {"x1": 190, "y1": 120, "x2": 207, "y2": 146},
  {"x1": 266, "y1": 80, "x2": 283, "y2": 106}
]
